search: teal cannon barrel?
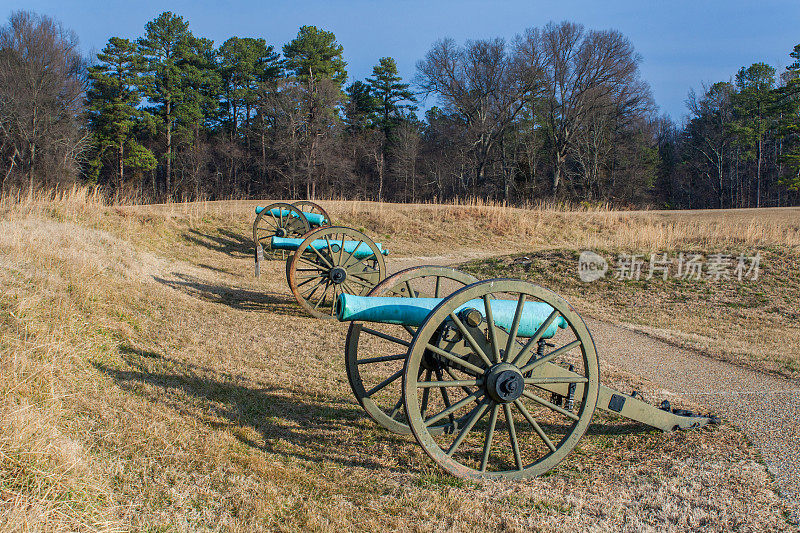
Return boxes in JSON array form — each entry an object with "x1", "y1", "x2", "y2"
[
  {"x1": 255, "y1": 206, "x2": 327, "y2": 227},
  {"x1": 336, "y1": 295, "x2": 567, "y2": 338},
  {"x1": 271, "y1": 237, "x2": 389, "y2": 259}
]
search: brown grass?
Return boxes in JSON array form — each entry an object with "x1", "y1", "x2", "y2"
[{"x1": 0, "y1": 188, "x2": 797, "y2": 530}]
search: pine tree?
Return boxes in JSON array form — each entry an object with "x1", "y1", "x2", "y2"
[
  {"x1": 137, "y1": 12, "x2": 193, "y2": 195},
  {"x1": 219, "y1": 36, "x2": 281, "y2": 138},
  {"x1": 732, "y1": 63, "x2": 777, "y2": 207},
  {"x1": 282, "y1": 26, "x2": 348, "y2": 198},
  {"x1": 364, "y1": 57, "x2": 416, "y2": 200},
  {"x1": 282, "y1": 26, "x2": 346, "y2": 87},
  {"x1": 86, "y1": 37, "x2": 155, "y2": 189},
  {"x1": 778, "y1": 45, "x2": 800, "y2": 193},
  {"x1": 344, "y1": 80, "x2": 378, "y2": 132},
  {"x1": 366, "y1": 57, "x2": 416, "y2": 136}
]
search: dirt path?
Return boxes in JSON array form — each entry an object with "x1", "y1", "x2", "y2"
[
  {"x1": 587, "y1": 319, "x2": 800, "y2": 513},
  {"x1": 388, "y1": 251, "x2": 496, "y2": 274},
  {"x1": 388, "y1": 253, "x2": 800, "y2": 516}
]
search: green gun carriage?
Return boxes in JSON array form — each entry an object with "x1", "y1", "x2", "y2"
[
  {"x1": 274, "y1": 225, "x2": 390, "y2": 319},
  {"x1": 253, "y1": 200, "x2": 332, "y2": 273},
  {"x1": 338, "y1": 266, "x2": 717, "y2": 480}
]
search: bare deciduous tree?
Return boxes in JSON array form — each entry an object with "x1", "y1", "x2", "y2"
[
  {"x1": 417, "y1": 37, "x2": 538, "y2": 198},
  {"x1": 0, "y1": 11, "x2": 86, "y2": 191},
  {"x1": 519, "y1": 21, "x2": 651, "y2": 195}
]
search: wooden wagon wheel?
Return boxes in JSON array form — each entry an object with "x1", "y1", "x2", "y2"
[
  {"x1": 287, "y1": 226, "x2": 387, "y2": 319},
  {"x1": 403, "y1": 279, "x2": 599, "y2": 479},
  {"x1": 293, "y1": 200, "x2": 331, "y2": 227},
  {"x1": 252, "y1": 202, "x2": 310, "y2": 264},
  {"x1": 345, "y1": 266, "x2": 478, "y2": 435}
]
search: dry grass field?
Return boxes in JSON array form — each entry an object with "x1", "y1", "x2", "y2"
[{"x1": 1, "y1": 188, "x2": 798, "y2": 531}]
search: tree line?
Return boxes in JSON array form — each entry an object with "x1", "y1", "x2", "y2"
[{"x1": 1, "y1": 10, "x2": 799, "y2": 208}]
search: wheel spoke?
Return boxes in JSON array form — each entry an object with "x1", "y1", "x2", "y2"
[
  {"x1": 388, "y1": 397, "x2": 404, "y2": 420},
  {"x1": 514, "y1": 399, "x2": 556, "y2": 452},
  {"x1": 307, "y1": 244, "x2": 334, "y2": 269},
  {"x1": 503, "y1": 403, "x2": 523, "y2": 470},
  {"x1": 423, "y1": 389, "x2": 483, "y2": 427},
  {"x1": 446, "y1": 399, "x2": 490, "y2": 456},
  {"x1": 365, "y1": 368, "x2": 403, "y2": 397},
  {"x1": 434, "y1": 276, "x2": 441, "y2": 298},
  {"x1": 404, "y1": 280, "x2": 416, "y2": 298},
  {"x1": 435, "y1": 368, "x2": 456, "y2": 425},
  {"x1": 323, "y1": 235, "x2": 335, "y2": 258},
  {"x1": 339, "y1": 239, "x2": 363, "y2": 269},
  {"x1": 480, "y1": 404, "x2": 500, "y2": 472},
  {"x1": 348, "y1": 272, "x2": 375, "y2": 289},
  {"x1": 424, "y1": 343, "x2": 485, "y2": 375},
  {"x1": 313, "y1": 280, "x2": 331, "y2": 309},
  {"x1": 511, "y1": 310, "x2": 561, "y2": 367},
  {"x1": 521, "y1": 390, "x2": 580, "y2": 421},
  {"x1": 295, "y1": 273, "x2": 325, "y2": 280},
  {"x1": 301, "y1": 277, "x2": 326, "y2": 298},
  {"x1": 340, "y1": 280, "x2": 360, "y2": 296},
  {"x1": 504, "y1": 294, "x2": 526, "y2": 362},
  {"x1": 524, "y1": 376, "x2": 588, "y2": 385},
  {"x1": 520, "y1": 340, "x2": 582, "y2": 374},
  {"x1": 356, "y1": 353, "x2": 406, "y2": 364},
  {"x1": 420, "y1": 370, "x2": 431, "y2": 416},
  {"x1": 447, "y1": 312, "x2": 493, "y2": 367},
  {"x1": 297, "y1": 256, "x2": 325, "y2": 269},
  {"x1": 444, "y1": 366, "x2": 476, "y2": 397},
  {"x1": 483, "y1": 295, "x2": 501, "y2": 364},
  {"x1": 346, "y1": 276, "x2": 376, "y2": 290},
  {"x1": 347, "y1": 264, "x2": 381, "y2": 277},
  {"x1": 328, "y1": 285, "x2": 339, "y2": 315},
  {"x1": 362, "y1": 327, "x2": 411, "y2": 347},
  {"x1": 417, "y1": 379, "x2": 481, "y2": 388},
  {"x1": 338, "y1": 234, "x2": 346, "y2": 265},
  {"x1": 296, "y1": 275, "x2": 324, "y2": 288}
]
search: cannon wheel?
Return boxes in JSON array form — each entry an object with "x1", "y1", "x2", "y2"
[
  {"x1": 345, "y1": 266, "x2": 478, "y2": 435},
  {"x1": 284, "y1": 228, "x2": 319, "y2": 286},
  {"x1": 287, "y1": 226, "x2": 387, "y2": 319},
  {"x1": 293, "y1": 200, "x2": 331, "y2": 227},
  {"x1": 403, "y1": 279, "x2": 599, "y2": 479},
  {"x1": 253, "y1": 202, "x2": 310, "y2": 262}
]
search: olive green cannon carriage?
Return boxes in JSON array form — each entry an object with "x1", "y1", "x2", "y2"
[
  {"x1": 337, "y1": 266, "x2": 718, "y2": 480},
  {"x1": 253, "y1": 200, "x2": 331, "y2": 273},
  {"x1": 271, "y1": 225, "x2": 390, "y2": 319}
]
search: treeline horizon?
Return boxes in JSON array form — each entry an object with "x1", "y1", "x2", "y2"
[{"x1": 1, "y1": 10, "x2": 799, "y2": 209}]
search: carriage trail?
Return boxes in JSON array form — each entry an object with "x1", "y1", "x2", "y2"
[{"x1": 391, "y1": 254, "x2": 800, "y2": 518}]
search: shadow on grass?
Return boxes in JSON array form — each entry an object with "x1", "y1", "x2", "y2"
[
  {"x1": 153, "y1": 272, "x2": 301, "y2": 316},
  {"x1": 183, "y1": 228, "x2": 253, "y2": 258},
  {"x1": 106, "y1": 345, "x2": 656, "y2": 477},
  {"x1": 96, "y1": 346, "x2": 404, "y2": 471}
]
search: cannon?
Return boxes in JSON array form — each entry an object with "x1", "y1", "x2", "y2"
[
  {"x1": 338, "y1": 268, "x2": 717, "y2": 479},
  {"x1": 253, "y1": 201, "x2": 331, "y2": 273},
  {"x1": 283, "y1": 225, "x2": 389, "y2": 319}
]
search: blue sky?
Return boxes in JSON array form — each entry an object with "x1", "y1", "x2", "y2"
[{"x1": 5, "y1": 0, "x2": 799, "y2": 122}]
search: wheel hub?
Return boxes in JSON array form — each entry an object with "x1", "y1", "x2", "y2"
[
  {"x1": 485, "y1": 363, "x2": 524, "y2": 403},
  {"x1": 275, "y1": 227, "x2": 288, "y2": 237},
  {"x1": 329, "y1": 266, "x2": 347, "y2": 284}
]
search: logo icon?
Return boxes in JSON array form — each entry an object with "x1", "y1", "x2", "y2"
[{"x1": 578, "y1": 251, "x2": 608, "y2": 282}]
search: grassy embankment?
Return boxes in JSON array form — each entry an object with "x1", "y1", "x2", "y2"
[{"x1": 0, "y1": 188, "x2": 797, "y2": 531}]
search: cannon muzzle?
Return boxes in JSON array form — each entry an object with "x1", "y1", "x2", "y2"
[
  {"x1": 255, "y1": 206, "x2": 328, "y2": 226},
  {"x1": 336, "y1": 294, "x2": 567, "y2": 338},
  {"x1": 270, "y1": 236, "x2": 389, "y2": 259}
]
